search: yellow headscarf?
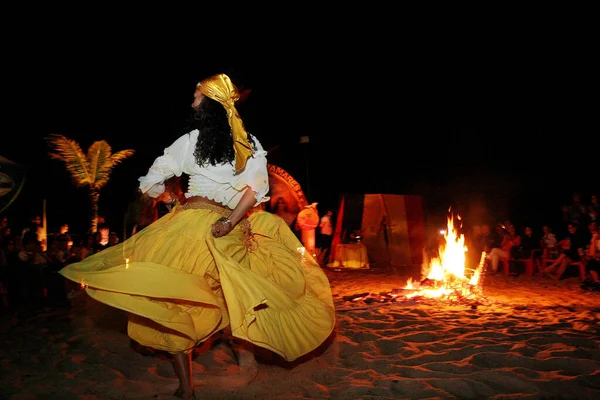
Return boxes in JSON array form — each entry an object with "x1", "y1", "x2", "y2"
[{"x1": 196, "y1": 73, "x2": 253, "y2": 174}]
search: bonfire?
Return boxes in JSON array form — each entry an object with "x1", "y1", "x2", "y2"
[
  {"x1": 345, "y1": 213, "x2": 488, "y2": 305},
  {"x1": 402, "y1": 213, "x2": 486, "y2": 300}
]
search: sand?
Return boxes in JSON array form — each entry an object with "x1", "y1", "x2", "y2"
[{"x1": 1, "y1": 266, "x2": 599, "y2": 400}]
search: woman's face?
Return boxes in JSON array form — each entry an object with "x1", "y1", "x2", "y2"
[{"x1": 192, "y1": 90, "x2": 204, "y2": 109}]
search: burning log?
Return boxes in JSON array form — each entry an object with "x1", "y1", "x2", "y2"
[
  {"x1": 342, "y1": 292, "x2": 371, "y2": 302},
  {"x1": 419, "y1": 278, "x2": 437, "y2": 287}
]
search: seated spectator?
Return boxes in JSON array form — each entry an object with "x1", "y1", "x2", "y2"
[
  {"x1": 487, "y1": 223, "x2": 520, "y2": 274},
  {"x1": 541, "y1": 224, "x2": 559, "y2": 261},
  {"x1": 543, "y1": 222, "x2": 587, "y2": 281},
  {"x1": 511, "y1": 226, "x2": 537, "y2": 258},
  {"x1": 488, "y1": 223, "x2": 506, "y2": 250},
  {"x1": 583, "y1": 221, "x2": 597, "y2": 251},
  {"x1": 581, "y1": 230, "x2": 600, "y2": 291},
  {"x1": 510, "y1": 225, "x2": 542, "y2": 275}
]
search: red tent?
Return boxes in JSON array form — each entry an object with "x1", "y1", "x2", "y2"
[{"x1": 330, "y1": 194, "x2": 426, "y2": 269}]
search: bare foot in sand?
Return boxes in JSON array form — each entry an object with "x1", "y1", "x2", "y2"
[
  {"x1": 237, "y1": 347, "x2": 258, "y2": 369},
  {"x1": 174, "y1": 386, "x2": 196, "y2": 399}
]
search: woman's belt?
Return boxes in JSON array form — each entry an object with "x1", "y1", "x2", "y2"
[
  {"x1": 176, "y1": 196, "x2": 232, "y2": 217},
  {"x1": 175, "y1": 196, "x2": 256, "y2": 251}
]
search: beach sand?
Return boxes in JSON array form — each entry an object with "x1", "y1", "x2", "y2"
[{"x1": 1, "y1": 266, "x2": 599, "y2": 399}]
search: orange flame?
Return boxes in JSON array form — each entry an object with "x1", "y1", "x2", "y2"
[{"x1": 403, "y1": 213, "x2": 484, "y2": 299}]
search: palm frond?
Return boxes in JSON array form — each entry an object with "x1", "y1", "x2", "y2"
[
  {"x1": 87, "y1": 141, "x2": 111, "y2": 188},
  {"x1": 88, "y1": 141, "x2": 135, "y2": 189},
  {"x1": 45, "y1": 134, "x2": 92, "y2": 187}
]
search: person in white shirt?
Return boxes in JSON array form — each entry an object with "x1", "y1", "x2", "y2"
[
  {"x1": 59, "y1": 73, "x2": 335, "y2": 400},
  {"x1": 540, "y1": 224, "x2": 559, "y2": 262},
  {"x1": 318, "y1": 209, "x2": 334, "y2": 264}
]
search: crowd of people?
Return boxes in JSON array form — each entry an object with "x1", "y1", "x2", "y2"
[
  {"x1": 0, "y1": 214, "x2": 120, "y2": 311},
  {"x1": 468, "y1": 192, "x2": 600, "y2": 291}
]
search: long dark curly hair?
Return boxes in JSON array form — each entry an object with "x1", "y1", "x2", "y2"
[{"x1": 182, "y1": 95, "x2": 255, "y2": 167}]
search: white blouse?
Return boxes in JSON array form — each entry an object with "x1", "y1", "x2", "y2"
[{"x1": 138, "y1": 130, "x2": 270, "y2": 209}]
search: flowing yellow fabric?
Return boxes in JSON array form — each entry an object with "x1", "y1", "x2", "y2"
[
  {"x1": 59, "y1": 206, "x2": 336, "y2": 360},
  {"x1": 197, "y1": 73, "x2": 253, "y2": 174}
]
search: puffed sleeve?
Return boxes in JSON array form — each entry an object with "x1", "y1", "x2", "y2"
[
  {"x1": 230, "y1": 137, "x2": 270, "y2": 204},
  {"x1": 138, "y1": 133, "x2": 192, "y2": 198}
]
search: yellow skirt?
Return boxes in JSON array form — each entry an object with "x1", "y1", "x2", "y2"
[{"x1": 59, "y1": 205, "x2": 336, "y2": 361}]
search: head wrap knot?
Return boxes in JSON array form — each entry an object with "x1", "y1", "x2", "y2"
[{"x1": 196, "y1": 73, "x2": 253, "y2": 174}]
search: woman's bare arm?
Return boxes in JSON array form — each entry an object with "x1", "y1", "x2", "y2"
[{"x1": 212, "y1": 187, "x2": 259, "y2": 238}]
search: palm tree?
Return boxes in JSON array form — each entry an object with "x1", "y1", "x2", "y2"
[{"x1": 46, "y1": 134, "x2": 135, "y2": 234}]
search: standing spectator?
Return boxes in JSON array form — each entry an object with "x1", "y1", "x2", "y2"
[
  {"x1": 584, "y1": 194, "x2": 598, "y2": 225},
  {"x1": 56, "y1": 223, "x2": 71, "y2": 242},
  {"x1": 92, "y1": 223, "x2": 110, "y2": 254},
  {"x1": 21, "y1": 215, "x2": 42, "y2": 244},
  {"x1": 588, "y1": 193, "x2": 600, "y2": 217},
  {"x1": 318, "y1": 209, "x2": 334, "y2": 265}
]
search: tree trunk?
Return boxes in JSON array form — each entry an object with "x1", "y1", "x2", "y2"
[{"x1": 89, "y1": 190, "x2": 100, "y2": 233}]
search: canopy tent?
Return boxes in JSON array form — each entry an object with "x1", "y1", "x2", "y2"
[{"x1": 329, "y1": 193, "x2": 426, "y2": 269}]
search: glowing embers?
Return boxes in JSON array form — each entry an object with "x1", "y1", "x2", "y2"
[{"x1": 403, "y1": 213, "x2": 485, "y2": 300}]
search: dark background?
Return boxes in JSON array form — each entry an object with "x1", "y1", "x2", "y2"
[{"x1": 1, "y1": 21, "x2": 596, "y2": 238}]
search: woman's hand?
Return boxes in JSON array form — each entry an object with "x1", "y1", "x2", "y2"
[
  {"x1": 212, "y1": 217, "x2": 233, "y2": 238},
  {"x1": 211, "y1": 188, "x2": 258, "y2": 238}
]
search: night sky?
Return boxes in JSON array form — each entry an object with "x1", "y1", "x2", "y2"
[{"x1": 2, "y1": 28, "x2": 596, "y2": 237}]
